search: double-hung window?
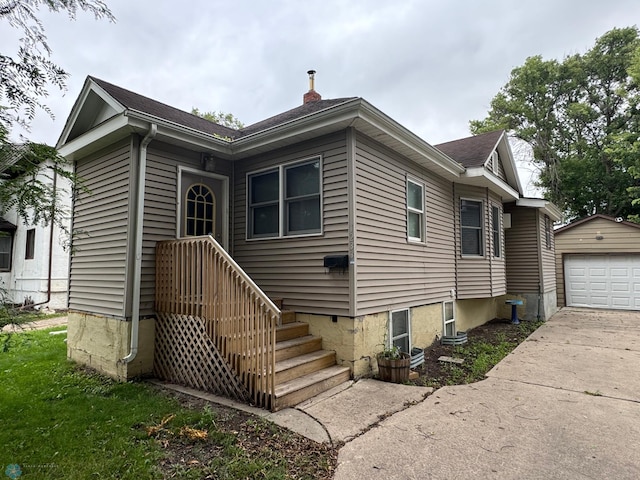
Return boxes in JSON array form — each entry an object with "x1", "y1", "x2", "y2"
[
  {"x1": 389, "y1": 309, "x2": 411, "y2": 354},
  {"x1": 407, "y1": 179, "x2": 425, "y2": 242},
  {"x1": 461, "y1": 199, "x2": 483, "y2": 256},
  {"x1": 248, "y1": 157, "x2": 321, "y2": 239},
  {"x1": 491, "y1": 206, "x2": 501, "y2": 258}
]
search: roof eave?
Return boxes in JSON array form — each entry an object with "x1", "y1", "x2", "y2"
[
  {"x1": 232, "y1": 98, "x2": 465, "y2": 179},
  {"x1": 516, "y1": 198, "x2": 563, "y2": 221},
  {"x1": 461, "y1": 167, "x2": 520, "y2": 201}
]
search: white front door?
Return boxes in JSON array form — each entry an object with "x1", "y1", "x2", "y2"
[
  {"x1": 179, "y1": 168, "x2": 229, "y2": 248},
  {"x1": 565, "y1": 254, "x2": 640, "y2": 310}
]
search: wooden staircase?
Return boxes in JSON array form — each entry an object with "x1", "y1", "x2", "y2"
[{"x1": 272, "y1": 300, "x2": 351, "y2": 411}]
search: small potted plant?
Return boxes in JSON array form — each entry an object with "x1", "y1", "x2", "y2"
[{"x1": 376, "y1": 345, "x2": 410, "y2": 383}]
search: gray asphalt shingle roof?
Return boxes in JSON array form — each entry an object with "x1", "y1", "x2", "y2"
[
  {"x1": 435, "y1": 130, "x2": 504, "y2": 167},
  {"x1": 91, "y1": 76, "x2": 357, "y2": 140}
]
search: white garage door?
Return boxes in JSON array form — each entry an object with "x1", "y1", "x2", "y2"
[{"x1": 565, "y1": 254, "x2": 640, "y2": 310}]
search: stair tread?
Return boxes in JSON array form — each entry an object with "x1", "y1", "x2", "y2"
[
  {"x1": 276, "y1": 321, "x2": 307, "y2": 330},
  {"x1": 275, "y1": 365, "x2": 351, "y2": 398},
  {"x1": 275, "y1": 350, "x2": 335, "y2": 372},
  {"x1": 275, "y1": 335, "x2": 321, "y2": 350}
]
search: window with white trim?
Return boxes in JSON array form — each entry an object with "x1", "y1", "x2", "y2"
[
  {"x1": 407, "y1": 179, "x2": 425, "y2": 242},
  {"x1": 389, "y1": 309, "x2": 411, "y2": 354},
  {"x1": 492, "y1": 205, "x2": 501, "y2": 258},
  {"x1": 461, "y1": 199, "x2": 483, "y2": 256},
  {"x1": 248, "y1": 157, "x2": 321, "y2": 239},
  {"x1": 443, "y1": 301, "x2": 455, "y2": 337}
]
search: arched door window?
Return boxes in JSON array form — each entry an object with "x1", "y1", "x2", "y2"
[{"x1": 184, "y1": 183, "x2": 216, "y2": 236}]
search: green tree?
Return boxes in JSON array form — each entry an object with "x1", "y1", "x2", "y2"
[
  {"x1": 0, "y1": 0, "x2": 114, "y2": 230},
  {"x1": 471, "y1": 27, "x2": 640, "y2": 221},
  {"x1": 191, "y1": 108, "x2": 244, "y2": 129}
]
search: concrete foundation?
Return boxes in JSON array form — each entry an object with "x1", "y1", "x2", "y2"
[
  {"x1": 300, "y1": 299, "x2": 499, "y2": 378},
  {"x1": 66, "y1": 311, "x2": 155, "y2": 381},
  {"x1": 498, "y1": 289, "x2": 558, "y2": 321}
]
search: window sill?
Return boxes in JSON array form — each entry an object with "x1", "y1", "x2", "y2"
[{"x1": 246, "y1": 231, "x2": 323, "y2": 242}]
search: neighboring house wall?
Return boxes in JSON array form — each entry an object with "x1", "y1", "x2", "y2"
[
  {"x1": 454, "y1": 185, "x2": 506, "y2": 299},
  {"x1": 0, "y1": 166, "x2": 71, "y2": 310},
  {"x1": 69, "y1": 140, "x2": 132, "y2": 317},
  {"x1": 232, "y1": 131, "x2": 350, "y2": 316},
  {"x1": 354, "y1": 132, "x2": 456, "y2": 315},
  {"x1": 555, "y1": 216, "x2": 640, "y2": 307}
]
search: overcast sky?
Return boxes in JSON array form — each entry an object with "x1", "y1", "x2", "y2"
[{"x1": 5, "y1": 0, "x2": 640, "y2": 192}]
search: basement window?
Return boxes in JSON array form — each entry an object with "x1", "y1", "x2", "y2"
[
  {"x1": 443, "y1": 301, "x2": 455, "y2": 337},
  {"x1": 389, "y1": 309, "x2": 411, "y2": 355}
]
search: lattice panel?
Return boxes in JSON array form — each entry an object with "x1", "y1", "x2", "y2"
[{"x1": 154, "y1": 312, "x2": 250, "y2": 403}]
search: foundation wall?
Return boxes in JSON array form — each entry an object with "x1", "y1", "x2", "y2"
[
  {"x1": 66, "y1": 311, "x2": 155, "y2": 381},
  {"x1": 300, "y1": 302, "x2": 451, "y2": 378},
  {"x1": 497, "y1": 290, "x2": 558, "y2": 322},
  {"x1": 456, "y1": 298, "x2": 499, "y2": 332}
]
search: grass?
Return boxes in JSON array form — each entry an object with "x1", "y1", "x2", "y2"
[
  {"x1": 442, "y1": 321, "x2": 543, "y2": 385},
  {"x1": 0, "y1": 329, "x2": 329, "y2": 479}
]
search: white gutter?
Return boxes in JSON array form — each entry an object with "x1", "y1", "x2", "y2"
[{"x1": 122, "y1": 123, "x2": 157, "y2": 364}]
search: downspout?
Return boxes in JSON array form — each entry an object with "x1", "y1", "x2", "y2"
[{"x1": 122, "y1": 123, "x2": 157, "y2": 364}]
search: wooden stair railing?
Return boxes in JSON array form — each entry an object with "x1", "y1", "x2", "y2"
[{"x1": 155, "y1": 235, "x2": 280, "y2": 409}]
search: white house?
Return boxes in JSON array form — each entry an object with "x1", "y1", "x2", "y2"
[{"x1": 0, "y1": 161, "x2": 71, "y2": 310}]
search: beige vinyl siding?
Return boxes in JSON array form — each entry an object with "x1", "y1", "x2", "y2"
[
  {"x1": 555, "y1": 217, "x2": 640, "y2": 306},
  {"x1": 504, "y1": 205, "x2": 540, "y2": 292},
  {"x1": 233, "y1": 132, "x2": 350, "y2": 315},
  {"x1": 454, "y1": 185, "x2": 506, "y2": 298},
  {"x1": 140, "y1": 142, "x2": 232, "y2": 317},
  {"x1": 540, "y1": 214, "x2": 556, "y2": 293},
  {"x1": 354, "y1": 133, "x2": 455, "y2": 315},
  {"x1": 70, "y1": 141, "x2": 132, "y2": 317}
]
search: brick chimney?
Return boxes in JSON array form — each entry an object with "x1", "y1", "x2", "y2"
[{"x1": 303, "y1": 70, "x2": 321, "y2": 104}]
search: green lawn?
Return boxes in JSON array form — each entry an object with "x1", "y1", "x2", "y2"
[{"x1": 0, "y1": 330, "x2": 335, "y2": 479}]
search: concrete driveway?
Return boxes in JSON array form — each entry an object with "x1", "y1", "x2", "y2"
[{"x1": 335, "y1": 308, "x2": 640, "y2": 479}]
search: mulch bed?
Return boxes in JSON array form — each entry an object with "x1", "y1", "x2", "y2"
[{"x1": 407, "y1": 318, "x2": 540, "y2": 389}]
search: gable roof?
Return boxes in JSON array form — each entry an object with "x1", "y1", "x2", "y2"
[
  {"x1": 435, "y1": 130, "x2": 503, "y2": 168},
  {"x1": 57, "y1": 76, "x2": 466, "y2": 181},
  {"x1": 90, "y1": 77, "x2": 238, "y2": 139},
  {"x1": 555, "y1": 214, "x2": 640, "y2": 235}
]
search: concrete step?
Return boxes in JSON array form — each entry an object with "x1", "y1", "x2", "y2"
[
  {"x1": 275, "y1": 335, "x2": 322, "y2": 362},
  {"x1": 275, "y1": 350, "x2": 337, "y2": 384},
  {"x1": 276, "y1": 321, "x2": 309, "y2": 342},
  {"x1": 273, "y1": 365, "x2": 351, "y2": 411}
]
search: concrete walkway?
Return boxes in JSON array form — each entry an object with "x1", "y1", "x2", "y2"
[
  {"x1": 334, "y1": 308, "x2": 640, "y2": 479},
  {"x1": 1, "y1": 315, "x2": 68, "y2": 333}
]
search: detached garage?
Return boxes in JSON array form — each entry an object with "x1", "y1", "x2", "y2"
[{"x1": 556, "y1": 215, "x2": 640, "y2": 311}]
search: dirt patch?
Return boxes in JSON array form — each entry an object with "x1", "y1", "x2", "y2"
[
  {"x1": 407, "y1": 318, "x2": 542, "y2": 389},
  {"x1": 149, "y1": 386, "x2": 338, "y2": 479}
]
